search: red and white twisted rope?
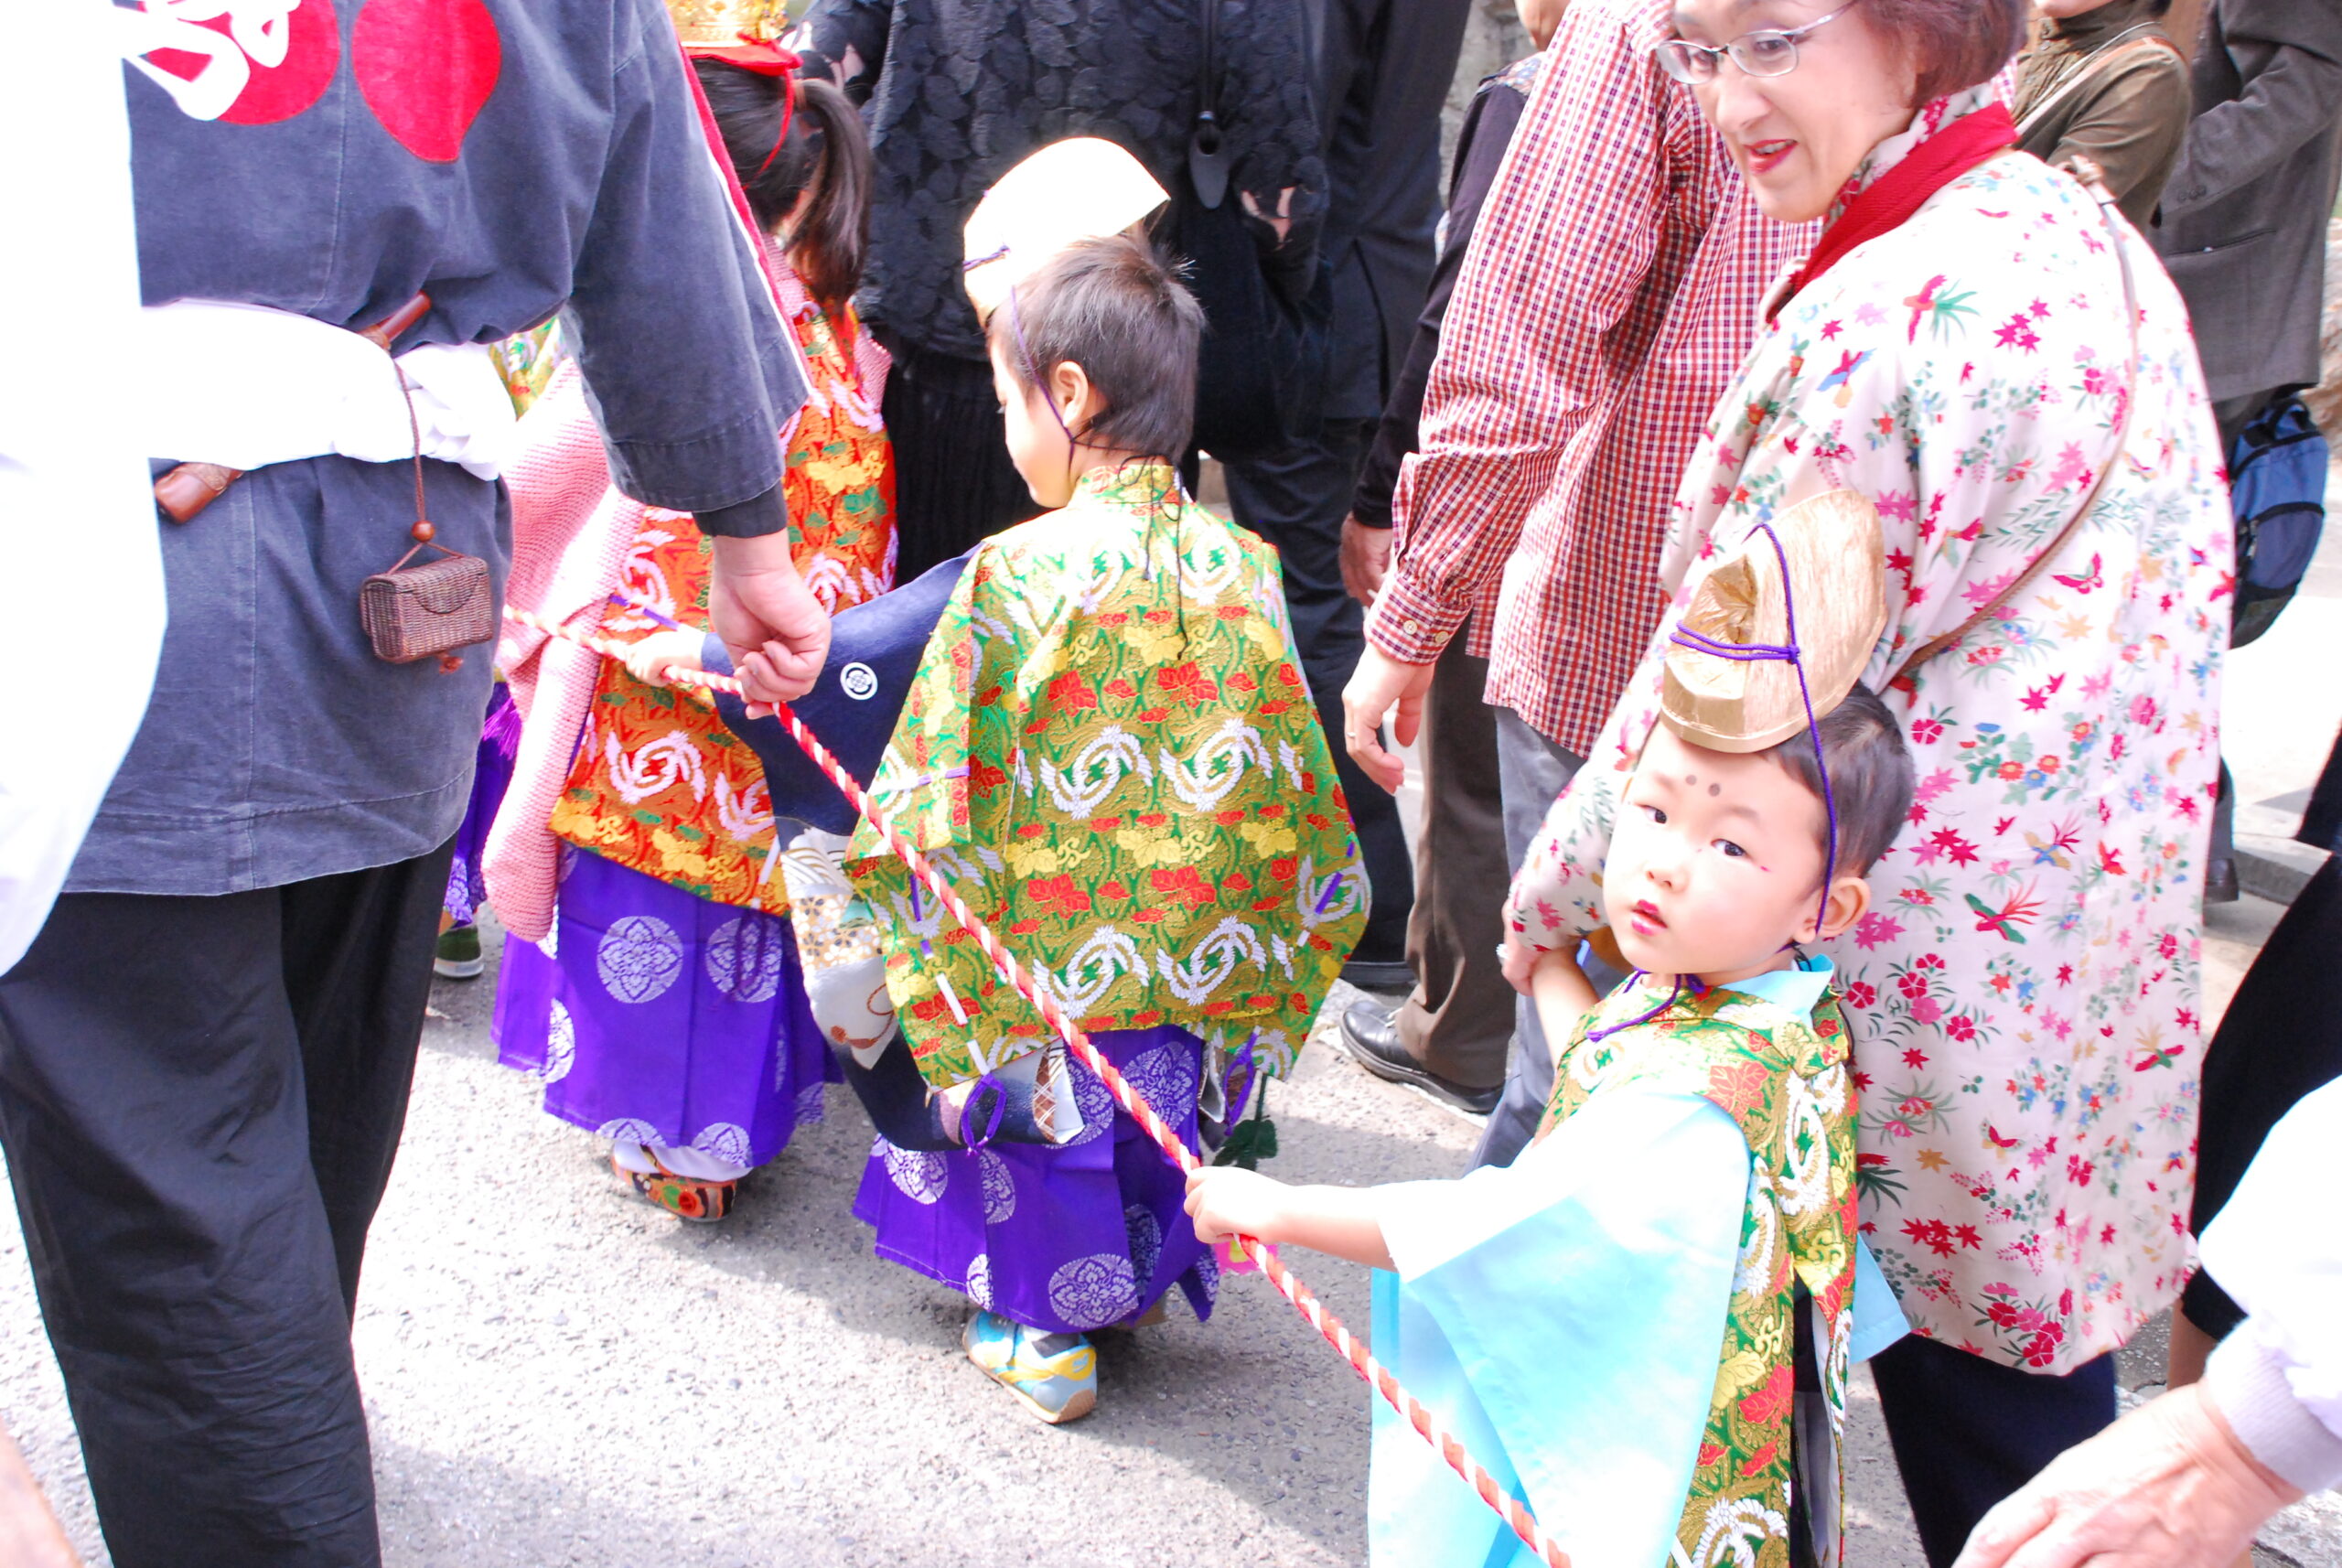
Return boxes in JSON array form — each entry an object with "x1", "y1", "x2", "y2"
[{"x1": 501, "y1": 604, "x2": 1569, "y2": 1567}]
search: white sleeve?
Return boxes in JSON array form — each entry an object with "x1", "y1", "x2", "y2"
[
  {"x1": 2199, "y1": 1078, "x2": 2342, "y2": 1492},
  {"x1": 0, "y1": 6, "x2": 165, "y2": 973}
]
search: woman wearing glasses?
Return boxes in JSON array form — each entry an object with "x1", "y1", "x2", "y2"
[{"x1": 1499, "y1": 1, "x2": 2232, "y2": 1562}]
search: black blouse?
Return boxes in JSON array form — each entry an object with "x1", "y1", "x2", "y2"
[{"x1": 793, "y1": 0, "x2": 1326, "y2": 363}]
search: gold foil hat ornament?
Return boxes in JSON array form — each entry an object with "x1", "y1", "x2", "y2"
[
  {"x1": 1660, "y1": 489, "x2": 1887, "y2": 753},
  {"x1": 962, "y1": 138, "x2": 1171, "y2": 325},
  {"x1": 666, "y1": 0, "x2": 790, "y2": 48}
]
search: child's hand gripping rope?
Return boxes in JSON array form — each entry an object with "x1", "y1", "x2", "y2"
[{"x1": 500, "y1": 604, "x2": 1574, "y2": 1568}]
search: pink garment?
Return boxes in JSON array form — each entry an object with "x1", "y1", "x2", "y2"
[{"x1": 483, "y1": 360, "x2": 645, "y2": 942}]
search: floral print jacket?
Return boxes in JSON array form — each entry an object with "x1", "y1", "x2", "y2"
[{"x1": 1506, "y1": 89, "x2": 2230, "y2": 1371}]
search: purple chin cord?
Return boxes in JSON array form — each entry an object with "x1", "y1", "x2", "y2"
[
  {"x1": 1590, "y1": 521, "x2": 1840, "y2": 1046},
  {"x1": 966, "y1": 248, "x2": 1085, "y2": 469}
]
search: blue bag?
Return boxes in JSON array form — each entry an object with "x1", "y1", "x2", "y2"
[{"x1": 2229, "y1": 395, "x2": 2328, "y2": 648}]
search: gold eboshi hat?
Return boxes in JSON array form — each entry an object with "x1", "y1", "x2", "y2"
[
  {"x1": 1659, "y1": 488, "x2": 1888, "y2": 754},
  {"x1": 962, "y1": 138, "x2": 1170, "y2": 325}
]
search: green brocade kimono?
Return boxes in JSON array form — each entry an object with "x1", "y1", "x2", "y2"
[
  {"x1": 844, "y1": 460, "x2": 1367, "y2": 1090},
  {"x1": 1368, "y1": 959, "x2": 1883, "y2": 1568},
  {"x1": 1546, "y1": 972, "x2": 1861, "y2": 1567}
]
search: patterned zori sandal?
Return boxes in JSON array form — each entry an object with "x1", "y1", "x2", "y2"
[
  {"x1": 610, "y1": 1149, "x2": 736, "y2": 1223},
  {"x1": 962, "y1": 1310, "x2": 1098, "y2": 1425}
]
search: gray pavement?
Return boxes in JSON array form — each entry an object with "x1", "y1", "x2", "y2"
[{"x1": 0, "y1": 905, "x2": 2332, "y2": 1567}]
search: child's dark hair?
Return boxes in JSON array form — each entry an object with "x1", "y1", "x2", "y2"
[
  {"x1": 987, "y1": 234, "x2": 1204, "y2": 462},
  {"x1": 1761, "y1": 682, "x2": 1915, "y2": 877},
  {"x1": 693, "y1": 61, "x2": 870, "y2": 313}
]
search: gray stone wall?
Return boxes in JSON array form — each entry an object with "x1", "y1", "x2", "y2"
[{"x1": 1442, "y1": 0, "x2": 1534, "y2": 181}]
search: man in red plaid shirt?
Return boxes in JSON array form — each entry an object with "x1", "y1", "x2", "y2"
[{"x1": 1339, "y1": 0, "x2": 1812, "y2": 1165}]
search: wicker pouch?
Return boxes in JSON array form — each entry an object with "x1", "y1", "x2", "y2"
[
  {"x1": 360, "y1": 544, "x2": 495, "y2": 663},
  {"x1": 357, "y1": 336, "x2": 496, "y2": 668}
]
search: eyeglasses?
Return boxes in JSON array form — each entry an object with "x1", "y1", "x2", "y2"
[{"x1": 1654, "y1": 0, "x2": 1864, "y2": 84}]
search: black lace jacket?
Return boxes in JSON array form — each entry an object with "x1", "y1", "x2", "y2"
[{"x1": 793, "y1": 0, "x2": 1326, "y2": 362}]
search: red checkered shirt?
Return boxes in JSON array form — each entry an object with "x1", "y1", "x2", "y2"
[{"x1": 1372, "y1": 0, "x2": 1814, "y2": 755}]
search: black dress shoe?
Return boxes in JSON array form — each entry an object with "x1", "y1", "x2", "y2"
[
  {"x1": 1335, "y1": 998, "x2": 1502, "y2": 1117},
  {"x1": 2204, "y1": 856, "x2": 2240, "y2": 906},
  {"x1": 1339, "y1": 958, "x2": 1415, "y2": 993}
]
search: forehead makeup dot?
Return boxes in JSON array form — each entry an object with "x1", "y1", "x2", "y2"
[
  {"x1": 1684, "y1": 773, "x2": 1698, "y2": 786},
  {"x1": 1708, "y1": 782, "x2": 1722, "y2": 797}
]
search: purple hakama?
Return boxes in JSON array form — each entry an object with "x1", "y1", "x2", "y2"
[
  {"x1": 493, "y1": 847, "x2": 838, "y2": 1169},
  {"x1": 854, "y1": 1026, "x2": 1218, "y2": 1334},
  {"x1": 444, "y1": 682, "x2": 519, "y2": 924}
]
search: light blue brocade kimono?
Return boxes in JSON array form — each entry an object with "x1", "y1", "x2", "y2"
[{"x1": 1367, "y1": 963, "x2": 1907, "y2": 1568}]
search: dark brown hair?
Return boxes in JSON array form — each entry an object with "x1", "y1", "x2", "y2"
[
  {"x1": 693, "y1": 62, "x2": 871, "y2": 314},
  {"x1": 1760, "y1": 681, "x2": 1915, "y2": 877},
  {"x1": 1864, "y1": 0, "x2": 2028, "y2": 106},
  {"x1": 988, "y1": 234, "x2": 1205, "y2": 463}
]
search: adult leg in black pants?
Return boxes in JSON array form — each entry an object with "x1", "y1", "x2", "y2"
[
  {"x1": 0, "y1": 841, "x2": 454, "y2": 1568},
  {"x1": 1867, "y1": 1335, "x2": 2118, "y2": 1567},
  {"x1": 1222, "y1": 417, "x2": 1415, "y2": 979},
  {"x1": 878, "y1": 331, "x2": 1045, "y2": 585}
]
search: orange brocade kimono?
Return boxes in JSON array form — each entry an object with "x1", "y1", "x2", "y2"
[{"x1": 546, "y1": 278, "x2": 897, "y2": 917}]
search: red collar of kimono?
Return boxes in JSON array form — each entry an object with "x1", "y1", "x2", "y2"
[{"x1": 1767, "y1": 101, "x2": 2017, "y2": 323}]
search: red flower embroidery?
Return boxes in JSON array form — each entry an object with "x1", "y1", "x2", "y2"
[
  {"x1": 1738, "y1": 1364, "x2": 1794, "y2": 1425},
  {"x1": 1026, "y1": 875, "x2": 1091, "y2": 918},
  {"x1": 1149, "y1": 866, "x2": 1218, "y2": 910},
  {"x1": 1708, "y1": 1059, "x2": 1770, "y2": 1117},
  {"x1": 1157, "y1": 663, "x2": 1219, "y2": 705},
  {"x1": 1046, "y1": 671, "x2": 1098, "y2": 712}
]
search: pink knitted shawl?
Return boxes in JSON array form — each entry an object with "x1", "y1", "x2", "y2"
[{"x1": 482, "y1": 360, "x2": 642, "y2": 942}]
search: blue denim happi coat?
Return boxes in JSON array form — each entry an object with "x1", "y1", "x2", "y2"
[{"x1": 79, "y1": 0, "x2": 807, "y2": 897}]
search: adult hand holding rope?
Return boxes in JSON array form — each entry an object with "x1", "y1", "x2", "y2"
[{"x1": 709, "y1": 532, "x2": 833, "y2": 710}]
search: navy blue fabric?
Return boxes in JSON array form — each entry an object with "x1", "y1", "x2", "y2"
[
  {"x1": 86, "y1": 0, "x2": 806, "y2": 897},
  {"x1": 708, "y1": 552, "x2": 971, "y2": 834},
  {"x1": 125, "y1": 0, "x2": 798, "y2": 510},
  {"x1": 836, "y1": 1034, "x2": 1051, "y2": 1151},
  {"x1": 1869, "y1": 1335, "x2": 2118, "y2": 1568}
]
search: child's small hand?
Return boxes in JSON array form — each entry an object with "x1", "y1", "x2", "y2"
[
  {"x1": 619, "y1": 628, "x2": 705, "y2": 688},
  {"x1": 1183, "y1": 1165, "x2": 1289, "y2": 1246},
  {"x1": 1499, "y1": 934, "x2": 1545, "y2": 996}
]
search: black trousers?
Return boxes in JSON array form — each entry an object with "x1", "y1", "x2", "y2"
[
  {"x1": 1868, "y1": 1335, "x2": 2117, "y2": 1567},
  {"x1": 1222, "y1": 417, "x2": 1415, "y2": 964},
  {"x1": 0, "y1": 841, "x2": 454, "y2": 1568},
  {"x1": 877, "y1": 331, "x2": 1044, "y2": 584},
  {"x1": 2184, "y1": 853, "x2": 2342, "y2": 1337}
]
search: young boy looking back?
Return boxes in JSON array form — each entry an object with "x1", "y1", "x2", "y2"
[{"x1": 1187, "y1": 494, "x2": 1916, "y2": 1567}]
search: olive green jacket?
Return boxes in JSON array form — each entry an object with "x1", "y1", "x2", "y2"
[{"x1": 2014, "y1": 0, "x2": 2191, "y2": 227}]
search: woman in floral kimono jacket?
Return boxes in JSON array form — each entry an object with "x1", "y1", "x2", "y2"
[{"x1": 1505, "y1": 76, "x2": 2229, "y2": 1559}]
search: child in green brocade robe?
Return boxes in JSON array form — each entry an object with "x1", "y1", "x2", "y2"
[{"x1": 764, "y1": 222, "x2": 1369, "y2": 1425}]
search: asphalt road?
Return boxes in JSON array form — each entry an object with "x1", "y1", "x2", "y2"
[{"x1": 0, "y1": 939, "x2": 1939, "y2": 1568}]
